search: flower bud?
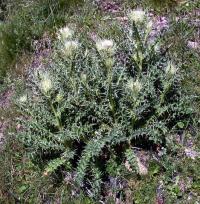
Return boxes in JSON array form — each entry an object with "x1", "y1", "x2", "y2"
[
  {"x1": 56, "y1": 93, "x2": 64, "y2": 103},
  {"x1": 105, "y1": 58, "x2": 114, "y2": 68},
  {"x1": 133, "y1": 79, "x2": 142, "y2": 93},
  {"x1": 41, "y1": 75, "x2": 52, "y2": 93},
  {"x1": 19, "y1": 95, "x2": 27, "y2": 103},
  {"x1": 127, "y1": 79, "x2": 142, "y2": 93},
  {"x1": 63, "y1": 41, "x2": 79, "y2": 57},
  {"x1": 166, "y1": 61, "x2": 177, "y2": 76}
]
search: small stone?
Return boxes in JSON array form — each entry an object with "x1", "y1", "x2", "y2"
[
  {"x1": 185, "y1": 148, "x2": 200, "y2": 160},
  {"x1": 0, "y1": 132, "x2": 3, "y2": 140},
  {"x1": 187, "y1": 41, "x2": 199, "y2": 50},
  {"x1": 136, "y1": 157, "x2": 148, "y2": 175},
  {"x1": 125, "y1": 160, "x2": 133, "y2": 172},
  {"x1": 16, "y1": 124, "x2": 21, "y2": 130}
]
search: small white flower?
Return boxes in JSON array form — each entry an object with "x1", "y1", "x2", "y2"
[
  {"x1": 41, "y1": 75, "x2": 52, "y2": 93},
  {"x1": 19, "y1": 95, "x2": 27, "y2": 103},
  {"x1": 63, "y1": 40, "x2": 79, "y2": 57},
  {"x1": 128, "y1": 10, "x2": 146, "y2": 23},
  {"x1": 166, "y1": 61, "x2": 177, "y2": 75},
  {"x1": 58, "y1": 26, "x2": 74, "y2": 41},
  {"x1": 96, "y1": 39, "x2": 115, "y2": 54}
]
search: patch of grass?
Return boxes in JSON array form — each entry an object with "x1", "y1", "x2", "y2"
[
  {"x1": 0, "y1": 0, "x2": 83, "y2": 80},
  {"x1": 0, "y1": 136, "x2": 96, "y2": 203},
  {"x1": 163, "y1": 0, "x2": 200, "y2": 119},
  {"x1": 130, "y1": 177, "x2": 158, "y2": 204}
]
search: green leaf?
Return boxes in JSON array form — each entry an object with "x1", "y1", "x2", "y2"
[
  {"x1": 18, "y1": 185, "x2": 28, "y2": 193},
  {"x1": 177, "y1": 122, "x2": 184, "y2": 129},
  {"x1": 44, "y1": 157, "x2": 66, "y2": 175}
]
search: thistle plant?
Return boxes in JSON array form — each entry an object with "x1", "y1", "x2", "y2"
[{"x1": 16, "y1": 10, "x2": 192, "y2": 199}]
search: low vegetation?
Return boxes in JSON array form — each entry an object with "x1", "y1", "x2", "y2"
[
  {"x1": 0, "y1": 0, "x2": 199, "y2": 203},
  {"x1": 0, "y1": 0, "x2": 83, "y2": 80}
]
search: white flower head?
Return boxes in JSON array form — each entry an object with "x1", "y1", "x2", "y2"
[
  {"x1": 128, "y1": 10, "x2": 146, "y2": 23},
  {"x1": 19, "y1": 95, "x2": 27, "y2": 103},
  {"x1": 63, "y1": 40, "x2": 79, "y2": 57},
  {"x1": 133, "y1": 79, "x2": 142, "y2": 92},
  {"x1": 56, "y1": 93, "x2": 63, "y2": 103},
  {"x1": 127, "y1": 79, "x2": 142, "y2": 93},
  {"x1": 96, "y1": 39, "x2": 115, "y2": 54},
  {"x1": 166, "y1": 61, "x2": 177, "y2": 75},
  {"x1": 41, "y1": 74, "x2": 52, "y2": 93},
  {"x1": 58, "y1": 26, "x2": 74, "y2": 41}
]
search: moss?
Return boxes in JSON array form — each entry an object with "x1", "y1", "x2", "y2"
[{"x1": 131, "y1": 177, "x2": 158, "y2": 204}]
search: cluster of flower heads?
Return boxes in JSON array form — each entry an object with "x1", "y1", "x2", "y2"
[
  {"x1": 58, "y1": 26, "x2": 79, "y2": 57},
  {"x1": 19, "y1": 10, "x2": 176, "y2": 103}
]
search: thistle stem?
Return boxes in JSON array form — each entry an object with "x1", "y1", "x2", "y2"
[
  {"x1": 107, "y1": 68, "x2": 115, "y2": 122},
  {"x1": 49, "y1": 100, "x2": 63, "y2": 131}
]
